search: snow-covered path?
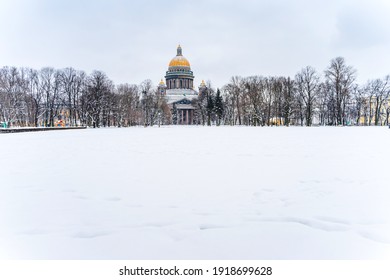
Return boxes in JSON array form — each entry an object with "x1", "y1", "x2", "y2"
[{"x1": 0, "y1": 126, "x2": 389, "y2": 259}]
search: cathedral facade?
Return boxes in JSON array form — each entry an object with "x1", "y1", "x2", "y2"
[{"x1": 158, "y1": 45, "x2": 206, "y2": 125}]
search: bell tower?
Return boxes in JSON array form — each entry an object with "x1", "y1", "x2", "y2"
[{"x1": 157, "y1": 79, "x2": 166, "y2": 95}]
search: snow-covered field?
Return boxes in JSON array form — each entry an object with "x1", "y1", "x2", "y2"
[{"x1": 0, "y1": 126, "x2": 389, "y2": 259}]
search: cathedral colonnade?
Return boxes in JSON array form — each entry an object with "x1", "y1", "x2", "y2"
[
  {"x1": 177, "y1": 109, "x2": 194, "y2": 125},
  {"x1": 167, "y1": 79, "x2": 193, "y2": 89}
]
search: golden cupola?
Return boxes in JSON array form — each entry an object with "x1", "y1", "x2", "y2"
[
  {"x1": 159, "y1": 79, "x2": 165, "y2": 86},
  {"x1": 168, "y1": 45, "x2": 191, "y2": 69}
]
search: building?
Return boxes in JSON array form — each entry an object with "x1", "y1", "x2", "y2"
[
  {"x1": 158, "y1": 45, "x2": 206, "y2": 125},
  {"x1": 357, "y1": 96, "x2": 390, "y2": 126}
]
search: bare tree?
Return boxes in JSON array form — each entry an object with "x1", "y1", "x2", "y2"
[
  {"x1": 60, "y1": 68, "x2": 86, "y2": 126},
  {"x1": 295, "y1": 66, "x2": 320, "y2": 126},
  {"x1": 365, "y1": 76, "x2": 390, "y2": 125},
  {"x1": 227, "y1": 76, "x2": 243, "y2": 125},
  {"x1": 116, "y1": 84, "x2": 141, "y2": 126},
  {"x1": 349, "y1": 84, "x2": 366, "y2": 126},
  {"x1": 325, "y1": 57, "x2": 356, "y2": 125},
  {"x1": 83, "y1": 71, "x2": 113, "y2": 128},
  {"x1": 282, "y1": 77, "x2": 295, "y2": 126},
  {"x1": 140, "y1": 79, "x2": 160, "y2": 127},
  {"x1": 0, "y1": 67, "x2": 27, "y2": 126}
]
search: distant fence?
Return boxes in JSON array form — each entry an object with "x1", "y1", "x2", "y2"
[{"x1": 0, "y1": 127, "x2": 87, "y2": 133}]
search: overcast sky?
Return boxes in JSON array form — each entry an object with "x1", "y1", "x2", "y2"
[{"x1": 1, "y1": 0, "x2": 389, "y2": 88}]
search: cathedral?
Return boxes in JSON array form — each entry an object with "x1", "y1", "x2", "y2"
[{"x1": 158, "y1": 45, "x2": 206, "y2": 125}]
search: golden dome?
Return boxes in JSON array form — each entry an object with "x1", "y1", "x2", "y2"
[
  {"x1": 169, "y1": 56, "x2": 190, "y2": 67},
  {"x1": 168, "y1": 45, "x2": 191, "y2": 68},
  {"x1": 159, "y1": 79, "x2": 165, "y2": 85}
]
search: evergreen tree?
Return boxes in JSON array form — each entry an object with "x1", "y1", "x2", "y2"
[
  {"x1": 214, "y1": 88, "x2": 224, "y2": 126},
  {"x1": 206, "y1": 93, "x2": 214, "y2": 126}
]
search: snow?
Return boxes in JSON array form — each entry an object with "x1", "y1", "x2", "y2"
[{"x1": 0, "y1": 126, "x2": 390, "y2": 259}]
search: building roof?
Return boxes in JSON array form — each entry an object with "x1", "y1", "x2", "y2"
[
  {"x1": 175, "y1": 103, "x2": 195, "y2": 110},
  {"x1": 165, "y1": 89, "x2": 198, "y2": 104}
]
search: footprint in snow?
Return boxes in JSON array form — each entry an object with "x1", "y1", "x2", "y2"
[
  {"x1": 17, "y1": 229, "x2": 49, "y2": 236},
  {"x1": 199, "y1": 224, "x2": 227, "y2": 230},
  {"x1": 106, "y1": 197, "x2": 121, "y2": 202},
  {"x1": 73, "y1": 195, "x2": 89, "y2": 200},
  {"x1": 258, "y1": 216, "x2": 349, "y2": 232},
  {"x1": 315, "y1": 216, "x2": 350, "y2": 225},
  {"x1": 72, "y1": 231, "x2": 111, "y2": 239},
  {"x1": 62, "y1": 189, "x2": 76, "y2": 193},
  {"x1": 357, "y1": 231, "x2": 390, "y2": 244}
]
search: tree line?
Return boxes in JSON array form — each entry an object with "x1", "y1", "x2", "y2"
[
  {"x1": 1, "y1": 57, "x2": 389, "y2": 128},
  {"x1": 216, "y1": 57, "x2": 389, "y2": 126},
  {"x1": 0, "y1": 67, "x2": 152, "y2": 128}
]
